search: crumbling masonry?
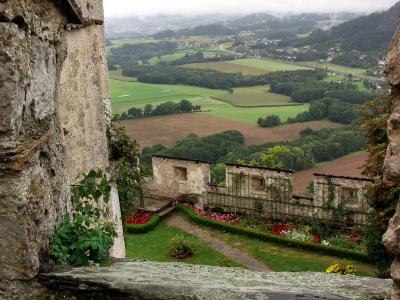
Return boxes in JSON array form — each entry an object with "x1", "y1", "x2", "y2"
[{"x1": 146, "y1": 155, "x2": 372, "y2": 226}]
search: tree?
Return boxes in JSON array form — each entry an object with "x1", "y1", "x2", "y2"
[
  {"x1": 127, "y1": 107, "x2": 143, "y2": 119},
  {"x1": 257, "y1": 115, "x2": 281, "y2": 127},
  {"x1": 259, "y1": 146, "x2": 290, "y2": 169},
  {"x1": 144, "y1": 104, "x2": 153, "y2": 117},
  {"x1": 179, "y1": 99, "x2": 193, "y2": 113}
]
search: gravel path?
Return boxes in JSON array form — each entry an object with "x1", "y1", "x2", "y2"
[{"x1": 164, "y1": 214, "x2": 271, "y2": 272}]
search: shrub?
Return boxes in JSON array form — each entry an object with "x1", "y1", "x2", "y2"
[
  {"x1": 169, "y1": 235, "x2": 197, "y2": 259},
  {"x1": 326, "y1": 263, "x2": 356, "y2": 275},
  {"x1": 51, "y1": 170, "x2": 116, "y2": 266},
  {"x1": 124, "y1": 214, "x2": 160, "y2": 234}
]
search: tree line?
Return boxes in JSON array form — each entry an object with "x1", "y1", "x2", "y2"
[
  {"x1": 112, "y1": 100, "x2": 201, "y2": 121},
  {"x1": 141, "y1": 126, "x2": 364, "y2": 174},
  {"x1": 121, "y1": 66, "x2": 326, "y2": 90}
]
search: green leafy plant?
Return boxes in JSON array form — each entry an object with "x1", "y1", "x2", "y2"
[
  {"x1": 51, "y1": 170, "x2": 116, "y2": 266},
  {"x1": 169, "y1": 235, "x2": 197, "y2": 259},
  {"x1": 109, "y1": 125, "x2": 145, "y2": 222}
]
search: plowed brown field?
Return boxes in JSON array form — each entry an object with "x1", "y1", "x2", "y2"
[{"x1": 118, "y1": 114, "x2": 343, "y2": 147}]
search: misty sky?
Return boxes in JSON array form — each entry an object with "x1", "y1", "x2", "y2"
[{"x1": 104, "y1": 0, "x2": 399, "y2": 18}]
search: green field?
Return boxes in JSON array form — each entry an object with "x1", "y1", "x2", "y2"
[
  {"x1": 184, "y1": 58, "x2": 311, "y2": 75},
  {"x1": 302, "y1": 61, "x2": 367, "y2": 75},
  {"x1": 109, "y1": 70, "x2": 137, "y2": 82},
  {"x1": 110, "y1": 79, "x2": 308, "y2": 124},
  {"x1": 232, "y1": 58, "x2": 312, "y2": 72},
  {"x1": 214, "y1": 85, "x2": 295, "y2": 107},
  {"x1": 324, "y1": 74, "x2": 345, "y2": 83}
]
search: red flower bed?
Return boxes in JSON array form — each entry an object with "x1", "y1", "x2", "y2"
[
  {"x1": 271, "y1": 224, "x2": 290, "y2": 236},
  {"x1": 312, "y1": 235, "x2": 321, "y2": 244},
  {"x1": 176, "y1": 202, "x2": 240, "y2": 224},
  {"x1": 348, "y1": 233, "x2": 363, "y2": 243},
  {"x1": 126, "y1": 213, "x2": 152, "y2": 225}
]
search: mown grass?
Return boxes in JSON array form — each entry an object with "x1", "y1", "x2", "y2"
[
  {"x1": 302, "y1": 61, "x2": 367, "y2": 75},
  {"x1": 214, "y1": 85, "x2": 294, "y2": 107},
  {"x1": 110, "y1": 80, "x2": 309, "y2": 124},
  {"x1": 124, "y1": 221, "x2": 243, "y2": 268}
]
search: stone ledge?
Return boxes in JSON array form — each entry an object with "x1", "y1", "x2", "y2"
[{"x1": 39, "y1": 261, "x2": 391, "y2": 300}]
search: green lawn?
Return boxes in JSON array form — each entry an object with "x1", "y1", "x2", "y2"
[
  {"x1": 214, "y1": 85, "x2": 295, "y2": 107},
  {"x1": 125, "y1": 222, "x2": 243, "y2": 268},
  {"x1": 209, "y1": 228, "x2": 377, "y2": 277},
  {"x1": 110, "y1": 80, "x2": 309, "y2": 124}
]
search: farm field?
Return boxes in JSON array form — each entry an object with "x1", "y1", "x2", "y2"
[
  {"x1": 213, "y1": 85, "x2": 295, "y2": 107},
  {"x1": 232, "y1": 58, "x2": 312, "y2": 72},
  {"x1": 108, "y1": 38, "x2": 159, "y2": 49},
  {"x1": 301, "y1": 61, "x2": 367, "y2": 76},
  {"x1": 183, "y1": 58, "x2": 311, "y2": 75},
  {"x1": 182, "y1": 61, "x2": 270, "y2": 75},
  {"x1": 110, "y1": 80, "x2": 309, "y2": 123},
  {"x1": 293, "y1": 151, "x2": 368, "y2": 194},
  {"x1": 110, "y1": 79, "x2": 226, "y2": 113},
  {"x1": 109, "y1": 70, "x2": 137, "y2": 82},
  {"x1": 118, "y1": 114, "x2": 343, "y2": 147}
]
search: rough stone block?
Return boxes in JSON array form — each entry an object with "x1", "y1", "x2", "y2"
[{"x1": 67, "y1": 0, "x2": 104, "y2": 24}]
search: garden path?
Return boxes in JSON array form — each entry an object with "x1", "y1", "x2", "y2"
[{"x1": 165, "y1": 214, "x2": 272, "y2": 272}]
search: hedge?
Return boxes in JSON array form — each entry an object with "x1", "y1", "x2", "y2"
[
  {"x1": 124, "y1": 214, "x2": 160, "y2": 234},
  {"x1": 176, "y1": 204, "x2": 370, "y2": 263}
]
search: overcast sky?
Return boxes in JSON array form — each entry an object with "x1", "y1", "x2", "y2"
[{"x1": 104, "y1": 0, "x2": 399, "y2": 18}]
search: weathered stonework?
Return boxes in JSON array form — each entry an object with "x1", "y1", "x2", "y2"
[
  {"x1": 38, "y1": 261, "x2": 392, "y2": 300},
  {"x1": 384, "y1": 25, "x2": 400, "y2": 300},
  {"x1": 147, "y1": 156, "x2": 372, "y2": 225},
  {"x1": 146, "y1": 155, "x2": 210, "y2": 203},
  {"x1": 0, "y1": 0, "x2": 124, "y2": 296}
]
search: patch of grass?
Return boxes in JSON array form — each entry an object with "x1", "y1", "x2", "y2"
[
  {"x1": 212, "y1": 231, "x2": 376, "y2": 277},
  {"x1": 124, "y1": 221, "x2": 243, "y2": 268},
  {"x1": 214, "y1": 85, "x2": 296, "y2": 107},
  {"x1": 109, "y1": 70, "x2": 137, "y2": 82},
  {"x1": 108, "y1": 38, "x2": 159, "y2": 49}
]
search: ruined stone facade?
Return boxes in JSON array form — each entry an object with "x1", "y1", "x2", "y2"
[
  {"x1": 147, "y1": 155, "x2": 371, "y2": 225},
  {"x1": 383, "y1": 25, "x2": 400, "y2": 300},
  {"x1": 0, "y1": 0, "x2": 124, "y2": 296},
  {"x1": 146, "y1": 155, "x2": 210, "y2": 204}
]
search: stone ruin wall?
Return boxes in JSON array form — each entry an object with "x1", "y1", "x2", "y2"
[
  {"x1": 146, "y1": 155, "x2": 210, "y2": 204},
  {"x1": 383, "y1": 24, "x2": 400, "y2": 300},
  {"x1": 0, "y1": 0, "x2": 123, "y2": 297},
  {"x1": 147, "y1": 155, "x2": 370, "y2": 225}
]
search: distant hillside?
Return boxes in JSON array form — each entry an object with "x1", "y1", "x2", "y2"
[
  {"x1": 153, "y1": 24, "x2": 237, "y2": 38},
  {"x1": 302, "y1": 2, "x2": 400, "y2": 51}
]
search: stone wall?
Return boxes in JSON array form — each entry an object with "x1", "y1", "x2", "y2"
[
  {"x1": 0, "y1": 0, "x2": 124, "y2": 295},
  {"x1": 146, "y1": 156, "x2": 371, "y2": 225},
  {"x1": 146, "y1": 155, "x2": 210, "y2": 204},
  {"x1": 383, "y1": 24, "x2": 400, "y2": 300}
]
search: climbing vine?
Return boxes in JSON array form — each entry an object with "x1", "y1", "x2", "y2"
[
  {"x1": 326, "y1": 177, "x2": 335, "y2": 209},
  {"x1": 51, "y1": 170, "x2": 116, "y2": 266}
]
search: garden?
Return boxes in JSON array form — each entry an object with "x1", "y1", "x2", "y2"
[{"x1": 122, "y1": 202, "x2": 376, "y2": 277}]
